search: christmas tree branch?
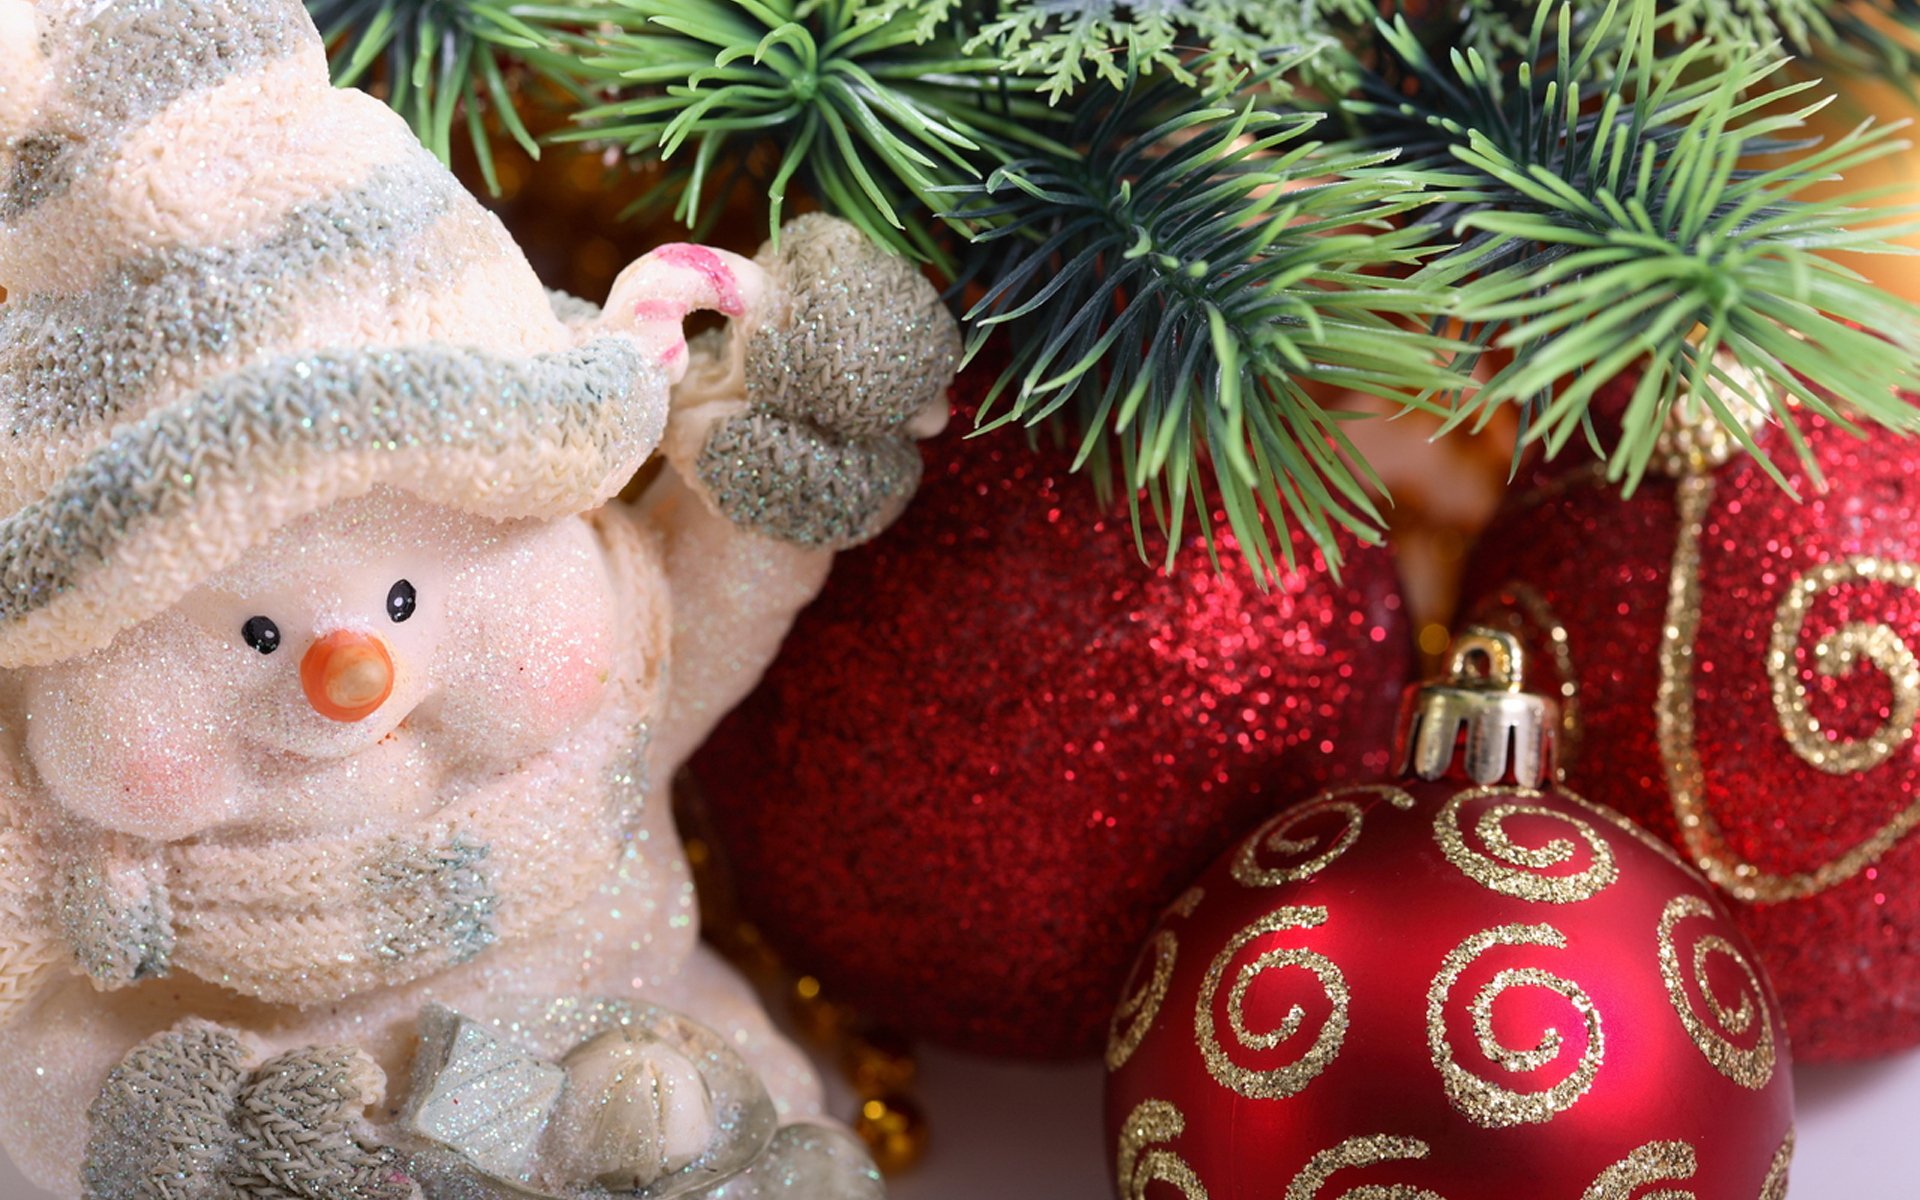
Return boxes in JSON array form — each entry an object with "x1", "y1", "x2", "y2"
[
  {"x1": 948, "y1": 68, "x2": 1465, "y2": 577},
  {"x1": 1364, "y1": 0, "x2": 1920, "y2": 492},
  {"x1": 566, "y1": 0, "x2": 1053, "y2": 264},
  {"x1": 305, "y1": 0, "x2": 634, "y2": 192},
  {"x1": 307, "y1": 0, "x2": 1920, "y2": 576}
]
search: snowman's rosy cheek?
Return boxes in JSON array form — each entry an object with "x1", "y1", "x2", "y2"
[
  {"x1": 539, "y1": 642, "x2": 610, "y2": 714},
  {"x1": 41, "y1": 719, "x2": 233, "y2": 840}
]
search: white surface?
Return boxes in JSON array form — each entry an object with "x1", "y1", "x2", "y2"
[
  {"x1": 860, "y1": 1046, "x2": 1920, "y2": 1200},
  {"x1": 0, "y1": 1044, "x2": 1913, "y2": 1197}
]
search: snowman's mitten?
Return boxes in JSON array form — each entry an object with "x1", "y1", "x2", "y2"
[
  {"x1": 226, "y1": 1046, "x2": 415, "y2": 1200},
  {"x1": 696, "y1": 214, "x2": 959, "y2": 549},
  {"x1": 82, "y1": 1024, "x2": 414, "y2": 1200},
  {"x1": 83, "y1": 1021, "x2": 252, "y2": 1200},
  {"x1": 696, "y1": 412, "x2": 925, "y2": 550}
]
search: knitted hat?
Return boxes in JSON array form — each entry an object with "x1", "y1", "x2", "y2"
[{"x1": 0, "y1": 0, "x2": 678, "y2": 668}]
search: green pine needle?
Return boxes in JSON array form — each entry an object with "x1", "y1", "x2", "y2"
[
  {"x1": 568, "y1": 0, "x2": 1053, "y2": 265},
  {"x1": 947, "y1": 67, "x2": 1465, "y2": 579},
  {"x1": 304, "y1": 1, "x2": 629, "y2": 192},
  {"x1": 1363, "y1": 0, "x2": 1920, "y2": 493},
  {"x1": 1815, "y1": 2, "x2": 1920, "y2": 83},
  {"x1": 963, "y1": 0, "x2": 1372, "y2": 103},
  {"x1": 1453, "y1": 0, "x2": 1825, "y2": 67}
]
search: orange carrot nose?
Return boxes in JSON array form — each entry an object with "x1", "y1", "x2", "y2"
[{"x1": 300, "y1": 631, "x2": 394, "y2": 722}]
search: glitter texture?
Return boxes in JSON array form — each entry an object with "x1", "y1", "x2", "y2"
[
  {"x1": 1105, "y1": 930, "x2": 1177, "y2": 1072},
  {"x1": 693, "y1": 362, "x2": 1412, "y2": 1057},
  {"x1": 1192, "y1": 906, "x2": 1348, "y2": 1101},
  {"x1": 1579, "y1": 1141, "x2": 1697, "y2": 1200},
  {"x1": 1432, "y1": 788, "x2": 1618, "y2": 904},
  {"x1": 1465, "y1": 385, "x2": 1920, "y2": 1060},
  {"x1": 1104, "y1": 775, "x2": 1795, "y2": 1199},
  {"x1": 1114, "y1": 1099, "x2": 1206, "y2": 1200},
  {"x1": 1425, "y1": 923, "x2": 1603, "y2": 1128},
  {"x1": 1655, "y1": 895, "x2": 1778, "y2": 1090},
  {"x1": 0, "y1": 3, "x2": 957, "y2": 1187},
  {"x1": 693, "y1": 213, "x2": 954, "y2": 551},
  {"x1": 1282, "y1": 1135, "x2": 1436, "y2": 1200}
]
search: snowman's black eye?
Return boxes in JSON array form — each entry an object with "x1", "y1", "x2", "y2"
[
  {"x1": 387, "y1": 579, "x2": 417, "y2": 623},
  {"x1": 241, "y1": 616, "x2": 281, "y2": 655}
]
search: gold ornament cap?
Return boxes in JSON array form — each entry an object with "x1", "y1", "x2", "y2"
[{"x1": 1395, "y1": 628, "x2": 1558, "y2": 788}]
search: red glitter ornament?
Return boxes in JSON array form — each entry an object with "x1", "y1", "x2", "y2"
[
  {"x1": 690, "y1": 367, "x2": 1412, "y2": 1058},
  {"x1": 1463, "y1": 381, "x2": 1920, "y2": 1060},
  {"x1": 1104, "y1": 631, "x2": 1795, "y2": 1200}
]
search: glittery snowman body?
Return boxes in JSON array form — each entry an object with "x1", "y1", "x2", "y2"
[
  {"x1": 0, "y1": 363, "x2": 909, "y2": 1196},
  {"x1": 0, "y1": 298, "x2": 949, "y2": 1198},
  {"x1": 0, "y1": 4, "x2": 955, "y2": 1190}
]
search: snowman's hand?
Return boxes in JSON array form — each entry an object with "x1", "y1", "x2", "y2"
[
  {"x1": 83, "y1": 1020, "x2": 252, "y2": 1200},
  {"x1": 739, "y1": 214, "x2": 958, "y2": 442},
  {"x1": 227, "y1": 1045, "x2": 418, "y2": 1200},
  {"x1": 694, "y1": 214, "x2": 959, "y2": 549},
  {"x1": 696, "y1": 410, "x2": 925, "y2": 550},
  {"x1": 83, "y1": 1023, "x2": 417, "y2": 1200}
]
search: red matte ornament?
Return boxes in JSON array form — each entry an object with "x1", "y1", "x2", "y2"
[
  {"x1": 690, "y1": 366, "x2": 1412, "y2": 1058},
  {"x1": 1103, "y1": 630, "x2": 1795, "y2": 1199},
  {"x1": 1462, "y1": 384, "x2": 1920, "y2": 1061}
]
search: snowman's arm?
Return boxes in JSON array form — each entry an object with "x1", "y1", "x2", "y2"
[
  {"x1": 632, "y1": 461, "x2": 835, "y2": 777},
  {"x1": 608, "y1": 218, "x2": 958, "y2": 775},
  {"x1": 0, "y1": 981, "x2": 413, "y2": 1200}
]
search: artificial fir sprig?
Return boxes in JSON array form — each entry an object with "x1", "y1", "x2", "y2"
[
  {"x1": 572, "y1": 0, "x2": 1051, "y2": 263},
  {"x1": 950, "y1": 69, "x2": 1464, "y2": 576},
  {"x1": 962, "y1": 0, "x2": 1371, "y2": 102},
  {"x1": 1363, "y1": 0, "x2": 1920, "y2": 492},
  {"x1": 304, "y1": 0, "x2": 635, "y2": 192},
  {"x1": 311, "y1": 0, "x2": 1920, "y2": 575},
  {"x1": 1814, "y1": 1, "x2": 1920, "y2": 83}
]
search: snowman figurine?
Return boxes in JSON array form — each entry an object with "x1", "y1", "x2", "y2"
[{"x1": 0, "y1": 2, "x2": 957, "y2": 1198}]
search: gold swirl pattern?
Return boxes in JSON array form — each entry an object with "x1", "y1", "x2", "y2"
[
  {"x1": 1759, "y1": 1129, "x2": 1795, "y2": 1200},
  {"x1": 1579, "y1": 1141, "x2": 1697, "y2": 1200},
  {"x1": 1234, "y1": 786, "x2": 1417, "y2": 888},
  {"x1": 1426, "y1": 923, "x2": 1604, "y2": 1127},
  {"x1": 1115, "y1": 1099, "x2": 1208, "y2": 1200},
  {"x1": 1769, "y1": 557, "x2": 1920, "y2": 775},
  {"x1": 1660, "y1": 476, "x2": 1920, "y2": 902},
  {"x1": 1433, "y1": 787, "x2": 1618, "y2": 904},
  {"x1": 1107, "y1": 930, "x2": 1177, "y2": 1071},
  {"x1": 1656, "y1": 895, "x2": 1775, "y2": 1089},
  {"x1": 1171, "y1": 887, "x2": 1206, "y2": 918},
  {"x1": 1195, "y1": 906, "x2": 1349, "y2": 1100},
  {"x1": 1283, "y1": 1135, "x2": 1445, "y2": 1200}
]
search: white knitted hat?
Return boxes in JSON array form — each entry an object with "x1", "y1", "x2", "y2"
[{"x1": 0, "y1": 0, "x2": 673, "y2": 668}]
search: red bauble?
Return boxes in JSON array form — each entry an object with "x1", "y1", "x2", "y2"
[
  {"x1": 1462, "y1": 396, "x2": 1920, "y2": 1060},
  {"x1": 1103, "y1": 774, "x2": 1795, "y2": 1199},
  {"x1": 691, "y1": 371, "x2": 1412, "y2": 1058}
]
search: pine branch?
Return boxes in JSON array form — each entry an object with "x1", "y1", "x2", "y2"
[
  {"x1": 1356, "y1": 0, "x2": 1920, "y2": 494},
  {"x1": 1814, "y1": 2, "x2": 1920, "y2": 84},
  {"x1": 1451, "y1": 0, "x2": 1826, "y2": 67},
  {"x1": 946, "y1": 67, "x2": 1465, "y2": 578},
  {"x1": 962, "y1": 0, "x2": 1372, "y2": 103},
  {"x1": 567, "y1": 0, "x2": 1053, "y2": 265},
  {"x1": 304, "y1": 0, "x2": 634, "y2": 192}
]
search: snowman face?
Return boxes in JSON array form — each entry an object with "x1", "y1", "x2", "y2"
[{"x1": 17, "y1": 488, "x2": 623, "y2": 842}]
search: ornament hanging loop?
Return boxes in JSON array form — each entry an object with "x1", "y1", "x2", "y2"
[{"x1": 1396, "y1": 627, "x2": 1558, "y2": 788}]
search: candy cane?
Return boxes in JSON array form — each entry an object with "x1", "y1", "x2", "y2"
[{"x1": 600, "y1": 244, "x2": 767, "y2": 384}]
